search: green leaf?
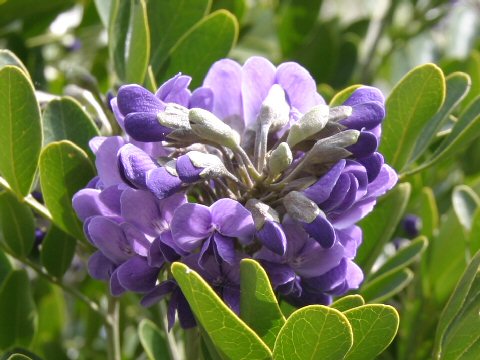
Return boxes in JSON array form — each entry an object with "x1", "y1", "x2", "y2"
[
  {"x1": 0, "y1": 49, "x2": 29, "y2": 75},
  {"x1": 360, "y1": 268, "x2": 414, "y2": 303},
  {"x1": 93, "y1": 0, "x2": 113, "y2": 28},
  {"x1": 277, "y1": 0, "x2": 323, "y2": 56},
  {"x1": 468, "y1": 208, "x2": 480, "y2": 255},
  {"x1": 419, "y1": 187, "x2": 439, "y2": 240},
  {"x1": 148, "y1": 0, "x2": 211, "y2": 81},
  {"x1": 380, "y1": 63, "x2": 445, "y2": 172},
  {"x1": 39, "y1": 141, "x2": 94, "y2": 239},
  {"x1": 418, "y1": 95, "x2": 480, "y2": 173},
  {"x1": 171, "y1": 262, "x2": 272, "y2": 360},
  {"x1": 439, "y1": 274, "x2": 480, "y2": 359},
  {"x1": 410, "y1": 72, "x2": 471, "y2": 164},
  {"x1": 331, "y1": 295, "x2": 365, "y2": 312},
  {"x1": 0, "y1": 0, "x2": 74, "y2": 27},
  {"x1": 452, "y1": 185, "x2": 480, "y2": 231},
  {"x1": 7, "y1": 355, "x2": 33, "y2": 360},
  {"x1": 371, "y1": 236, "x2": 428, "y2": 280},
  {"x1": 157, "y1": 10, "x2": 238, "y2": 88},
  {"x1": 40, "y1": 225, "x2": 77, "y2": 278},
  {"x1": 434, "y1": 250, "x2": 480, "y2": 357},
  {"x1": 138, "y1": 319, "x2": 169, "y2": 360},
  {"x1": 0, "y1": 270, "x2": 36, "y2": 351},
  {"x1": 0, "y1": 66, "x2": 42, "y2": 198},
  {"x1": 43, "y1": 97, "x2": 100, "y2": 158},
  {"x1": 0, "y1": 191, "x2": 35, "y2": 258},
  {"x1": 0, "y1": 250, "x2": 12, "y2": 288},
  {"x1": 240, "y1": 259, "x2": 285, "y2": 349},
  {"x1": 272, "y1": 305, "x2": 353, "y2": 360},
  {"x1": 356, "y1": 183, "x2": 411, "y2": 275},
  {"x1": 109, "y1": 0, "x2": 150, "y2": 83},
  {"x1": 329, "y1": 84, "x2": 362, "y2": 107},
  {"x1": 344, "y1": 304, "x2": 399, "y2": 360}
]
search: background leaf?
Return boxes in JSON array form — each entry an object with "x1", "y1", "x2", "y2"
[
  {"x1": 379, "y1": 64, "x2": 445, "y2": 172},
  {"x1": 344, "y1": 304, "x2": 399, "y2": 360},
  {"x1": 0, "y1": 191, "x2": 35, "y2": 258},
  {"x1": 0, "y1": 66, "x2": 42, "y2": 198},
  {"x1": 0, "y1": 270, "x2": 37, "y2": 351},
  {"x1": 43, "y1": 97, "x2": 100, "y2": 158},
  {"x1": 240, "y1": 259, "x2": 285, "y2": 349},
  {"x1": 452, "y1": 185, "x2": 480, "y2": 231},
  {"x1": 156, "y1": 10, "x2": 238, "y2": 88},
  {"x1": 0, "y1": 49, "x2": 29, "y2": 74},
  {"x1": 331, "y1": 295, "x2": 365, "y2": 312},
  {"x1": 40, "y1": 225, "x2": 77, "y2": 278},
  {"x1": 138, "y1": 319, "x2": 169, "y2": 360},
  {"x1": 171, "y1": 262, "x2": 272, "y2": 360},
  {"x1": 272, "y1": 305, "x2": 353, "y2": 360},
  {"x1": 39, "y1": 141, "x2": 94, "y2": 239},
  {"x1": 360, "y1": 268, "x2": 414, "y2": 303}
]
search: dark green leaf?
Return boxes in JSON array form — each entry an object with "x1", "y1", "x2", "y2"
[
  {"x1": 7, "y1": 355, "x2": 33, "y2": 360},
  {"x1": 138, "y1": 319, "x2": 169, "y2": 360},
  {"x1": 171, "y1": 262, "x2": 272, "y2": 360},
  {"x1": 0, "y1": 270, "x2": 36, "y2": 351},
  {"x1": 331, "y1": 295, "x2": 365, "y2": 312},
  {"x1": 240, "y1": 259, "x2": 285, "y2": 349},
  {"x1": 356, "y1": 183, "x2": 411, "y2": 275},
  {"x1": 277, "y1": 0, "x2": 323, "y2": 56},
  {"x1": 0, "y1": 251, "x2": 12, "y2": 288},
  {"x1": 410, "y1": 72, "x2": 471, "y2": 164},
  {"x1": 43, "y1": 97, "x2": 100, "y2": 158},
  {"x1": 344, "y1": 304, "x2": 399, "y2": 360},
  {"x1": 0, "y1": 49, "x2": 29, "y2": 75},
  {"x1": 0, "y1": 0, "x2": 74, "y2": 27},
  {"x1": 371, "y1": 236, "x2": 428, "y2": 280},
  {"x1": 0, "y1": 191, "x2": 35, "y2": 258},
  {"x1": 0, "y1": 66, "x2": 42, "y2": 198},
  {"x1": 452, "y1": 185, "x2": 480, "y2": 231},
  {"x1": 419, "y1": 187, "x2": 439, "y2": 240},
  {"x1": 157, "y1": 10, "x2": 238, "y2": 88},
  {"x1": 40, "y1": 226, "x2": 76, "y2": 278},
  {"x1": 380, "y1": 64, "x2": 445, "y2": 171},
  {"x1": 148, "y1": 0, "x2": 210, "y2": 81},
  {"x1": 360, "y1": 268, "x2": 413, "y2": 303},
  {"x1": 468, "y1": 208, "x2": 480, "y2": 255},
  {"x1": 272, "y1": 305, "x2": 353, "y2": 360},
  {"x1": 39, "y1": 141, "x2": 94, "y2": 239},
  {"x1": 433, "y1": 250, "x2": 480, "y2": 358}
]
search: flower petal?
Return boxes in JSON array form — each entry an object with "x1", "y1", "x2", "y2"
[
  {"x1": 146, "y1": 167, "x2": 182, "y2": 199},
  {"x1": 155, "y1": 74, "x2": 191, "y2": 106},
  {"x1": 213, "y1": 232, "x2": 235, "y2": 265},
  {"x1": 88, "y1": 216, "x2": 132, "y2": 264},
  {"x1": 171, "y1": 203, "x2": 212, "y2": 252},
  {"x1": 73, "y1": 185, "x2": 122, "y2": 221},
  {"x1": 346, "y1": 130, "x2": 378, "y2": 159},
  {"x1": 124, "y1": 112, "x2": 173, "y2": 142},
  {"x1": 340, "y1": 101, "x2": 385, "y2": 130},
  {"x1": 303, "y1": 160, "x2": 346, "y2": 204},
  {"x1": 176, "y1": 154, "x2": 202, "y2": 183},
  {"x1": 257, "y1": 220, "x2": 287, "y2": 255},
  {"x1": 88, "y1": 251, "x2": 116, "y2": 280},
  {"x1": 189, "y1": 87, "x2": 214, "y2": 111},
  {"x1": 141, "y1": 280, "x2": 176, "y2": 307},
  {"x1": 110, "y1": 269, "x2": 126, "y2": 296},
  {"x1": 117, "y1": 84, "x2": 164, "y2": 115},
  {"x1": 294, "y1": 241, "x2": 344, "y2": 278},
  {"x1": 116, "y1": 255, "x2": 159, "y2": 293},
  {"x1": 343, "y1": 86, "x2": 385, "y2": 106},
  {"x1": 118, "y1": 144, "x2": 157, "y2": 189},
  {"x1": 210, "y1": 198, "x2": 255, "y2": 239},
  {"x1": 95, "y1": 136, "x2": 125, "y2": 187},
  {"x1": 302, "y1": 215, "x2": 336, "y2": 248}
]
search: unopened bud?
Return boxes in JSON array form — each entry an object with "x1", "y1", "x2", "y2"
[
  {"x1": 287, "y1": 105, "x2": 329, "y2": 148},
  {"x1": 189, "y1": 108, "x2": 240, "y2": 149},
  {"x1": 267, "y1": 142, "x2": 293, "y2": 178}
]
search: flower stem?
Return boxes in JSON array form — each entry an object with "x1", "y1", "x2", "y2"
[
  {"x1": 106, "y1": 296, "x2": 121, "y2": 360},
  {"x1": 158, "y1": 301, "x2": 182, "y2": 360}
]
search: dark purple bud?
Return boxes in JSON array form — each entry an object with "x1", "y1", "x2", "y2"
[
  {"x1": 146, "y1": 166, "x2": 183, "y2": 199},
  {"x1": 340, "y1": 101, "x2": 385, "y2": 130},
  {"x1": 124, "y1": 112, "x2": 173, "y2": 142},
  {"x1": 176, "y1": 154, "x2": 202, "y2": 183},
  {"x1": 346, "y1": 131, "x2": 378, "y2": 159},
  {"x1": 117, "y1": 84, "x2": 164, "y2": 115},
  {"x1": 303, "y1": 160, "x2": 345, "y2": 204},
  {"x1": 257, "y1": 220, "x2": 287, "y2": 255},
  {"x1": 402, "y1": 214, "x2": 422, "y2": 238}
]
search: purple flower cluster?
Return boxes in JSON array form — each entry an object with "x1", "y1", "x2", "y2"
[{"x1": 73, "y1": 56, "x2": 397, "y2": 328}]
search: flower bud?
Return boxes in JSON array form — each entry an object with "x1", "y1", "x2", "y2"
[
  {"x1": 287, "y1": 105, "x2": 329, "y2": 148},
  {"x1": 189, "y1": 108, "x2": 240, "y2": 149},
  {"x1": 267, "y1": 142, "x2": 292, "y2": 178},
  {"x1": 176, "y1": 151, "x2": 238, "y2": 183}
]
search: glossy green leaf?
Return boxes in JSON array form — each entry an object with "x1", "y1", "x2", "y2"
[
  {"x1": 272, "y1": 305, "x2": 353, "y2": 360},
  {"x1": 277, "y1": 0, "x2": 323, "y2": 56},
  {"x1": 0, "y1": 66, "x2": 42, "y2": 198},
  {"x1": 240, "y1": 259, "x2": 285, "y2": 349},
  {"x1": 371, "y1": 236, "x2": 428, "y2": 280},
  {"x1": 157, "y1": 10, "x2": 238, "y2": 88},
  {"x1": 410, "y1": 72, "x2": 471, "y2": 163},
  {"x1": 0, "y1": 49, "x2": 28, "y2": 75},
  {"x1": 41, "y1": 225, "x2": 76, "y2": 278},
  {"x1": 434, "y1": 250, "x2": 480, "y2": 358},
  {"x1": 171, "y1": 262, "x2": 272, "y2": 360},
  {"x1": 452, "y1": 185, "x2": 480, "y2": 231},
  {"x1": 380, "y1": 63, "x2": 445, "y2": 171},
  {"x1": 39, "y1": 141, "x2": 94, "y2": 239},
  {"x1": 356, "y1": 183, "x2": 411, "y2": 274},
  {"x1": 0, "y1": 270, "x2": 36, "y2": 350},
  {"x1": 93, "y1": 0, "x2": 113, "y2": 28},
  {"x1": 360, "y1": 268, "x2": 413, "y2": 303},
  {"x1": 43, "y1": 97, "x2": 100, "y2": 158},
  {"x1": 109, "y1": 0, "x2": 150, "y2": 83},
  {"x1": 329, "y1": 84, "x2": 362, "y2": 107},
  {"x1": 138, "y1": 319, "x2": 169, "y2": 360},
  {"x1": 344, "y1": 304, "x2": 399, "y2": 360},
  {"x1": 148, "y1": 0, "x2": 211, "y2": 81},
  {"x1": 331, "y1": 295, "x2": 365, "y2": 312},
  {"x1": 468, "y1": 208, "x2": 480, "y2": 255},
  {"x1": 419, "y1": 187, "x2": 439, "y2": 240},
  {"x1": 427, "y1": 96, "x2": 480, "y2": 170},
  {"x1": 0, "y1": 191, "x2": 35, "y2": 258}
]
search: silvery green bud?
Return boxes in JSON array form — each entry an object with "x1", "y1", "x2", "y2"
[
  {"x1": 287, "y1": 105, "x2": 329, "y2": 148},
  {"x1": 267, "y1": 142, "x2": 292, "y2": 178},
  {"x1": 189, "y1": 108, "x2": 240, "y2": 149}
]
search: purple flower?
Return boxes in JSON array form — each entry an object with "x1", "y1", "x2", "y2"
[
  {"x1": 402, "y1": 214, "x2": 422, "y2": 238},
  {"x1": 171, "y1": 198, "x2": 255, "y2": 266}
]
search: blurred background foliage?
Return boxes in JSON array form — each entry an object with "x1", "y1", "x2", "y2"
[{"x1": 1, "y1": 0, "x2": 480, "y2": 359}]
